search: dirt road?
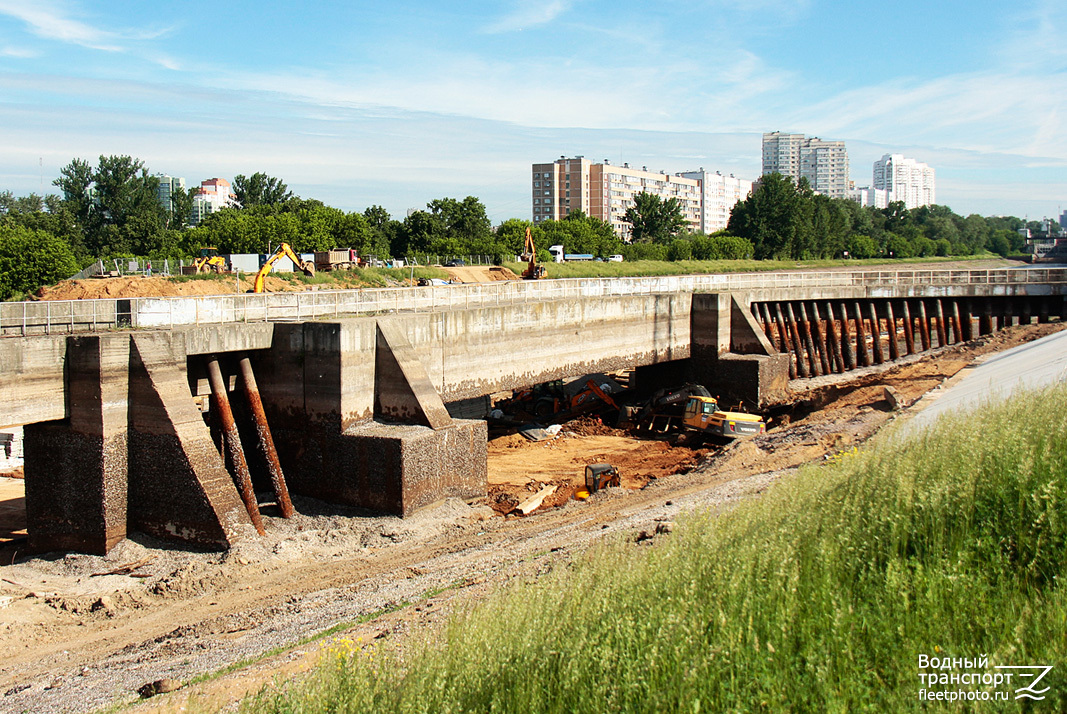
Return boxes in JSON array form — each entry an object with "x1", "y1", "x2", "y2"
[{"x1": 0, "y1": 321, "x2": 1062, "y2": 713}]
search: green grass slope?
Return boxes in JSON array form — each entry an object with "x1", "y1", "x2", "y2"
[{"x1": 245, "y1": 384, "x2": 1067, "y2": 713}]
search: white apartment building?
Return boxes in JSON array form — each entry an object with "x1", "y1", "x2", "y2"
[
  {"x1": 679, "y1": 169, "x2": 752, "y2": 234},
  {"x1": 762, "y1": 132, "x2": 850, "y2": 199},
  {"x1": 532, "y1": 157, "x2": 702, "y2": 239},
  {"x1": 189, "y1": 177, "x2": 238, "y2": 226},
  {"x1": 873, "y1": 154, "x2": 936, "y2": 209},
  {"x1": 848, "y1": 186, "x2": 889, "y2": 209},
  {"x1": 155, "y1": 174, "x2": 185, "y2": 213}
]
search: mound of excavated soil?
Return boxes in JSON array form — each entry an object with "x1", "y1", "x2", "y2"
[
  {"x1": 441, "y1": 266, "x2": 519, "y2": 284},
  {"x1": 36, "y1": 275, "x2": 303, "y2": 300}
]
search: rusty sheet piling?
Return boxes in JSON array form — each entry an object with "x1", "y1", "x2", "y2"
[
  {"x1": 798, "y1": 303, "x2": 821, "y2": 376},
  {"x1": 918, "y1": 302, "x2": 932, "y2": 350},
  {"x1": 785, "y1": 303, "x2": 809, "y2": 377},
  {"x1": 852, "y1": 302, "x2": 869, "y2": 367},
  {"x1": 901, "y1": 302, "x2": 916, "y2": 355},
  {"x1": 868, "y1": 302, "x2": 884, "y2": 364},
  {"x1": 238, "y1": 356, "x2": 295, "y2": 519},
  {"x1": 838, "y1": 301, "x2": 856, "y2": 369},
  {"x1": 207, "y1": 358, "x2": 265, "y2": 535},
  {"x1": 823, "y1": 302, "x2": 845, "y2": 373},
  {"x1": 773, "y1": 303, "x2": 797, "y2": 378},
  {"x1": 935, "y1": 300, "x2": 948, "y2": 347},
  {"x1": 886, "y1": 302, "x2": 900, "y2": 360}
]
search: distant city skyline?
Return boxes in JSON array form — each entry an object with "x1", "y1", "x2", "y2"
[{"x1": 0, "y1": 1, "x2": 1063, "y2": 223}]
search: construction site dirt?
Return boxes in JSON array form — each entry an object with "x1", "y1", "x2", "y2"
[{"x1": 0, "y1": 320, "x2": 1063, "y2": 714}]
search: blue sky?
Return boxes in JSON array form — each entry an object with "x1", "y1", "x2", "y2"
[{"x1": 0, "y1": 0, "x2": 1064, "y2": 222}]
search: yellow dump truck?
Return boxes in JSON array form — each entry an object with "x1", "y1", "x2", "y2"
[{"x1": 682, "y1": 395, "x2": 765, "y2": 438}]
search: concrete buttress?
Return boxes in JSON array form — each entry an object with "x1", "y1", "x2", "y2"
[{"x1": 128, "y1": 333, "x2": 255, "y2": 549}]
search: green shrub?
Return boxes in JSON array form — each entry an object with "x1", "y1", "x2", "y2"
[{"x1": 0, "y1": 224, "x2": 80, "y2": 299}]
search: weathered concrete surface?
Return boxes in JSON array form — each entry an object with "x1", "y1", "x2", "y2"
[
  {"x1": 0, "y1": 335, "x2": 67, "y2": 428},
  {"x1": 23, "y1": 335, "x2": 129, "y2": 554},
  {"x1": 375, "y1": 319, "x2": 453, "y2": 429},
  {"x1": 128, "y1": 333, "x2": 254, "y2": 549},
  {"x1": 402, "y1": 292, "x2": 692, "y2": 401},
  {"x1": 334, "y1": 420, "x2": 486, "y2": 516}
]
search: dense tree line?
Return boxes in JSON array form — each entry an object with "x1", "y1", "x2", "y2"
[
  {"x1": 727, "y1": 173, "x2": 1029, "y2": 260},
  {"x1": 0, "y1": 155, "x2": 1044, "y2": 300}
]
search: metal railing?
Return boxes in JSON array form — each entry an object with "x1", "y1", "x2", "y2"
[{"x1": 3, "y1": 267, "x2": 1065, "y2": 337}]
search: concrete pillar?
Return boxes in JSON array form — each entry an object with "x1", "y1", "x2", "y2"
[
  {"x1": 853, "y1": 302, "x2": 870, "y2": 367},
  {"x1": 868, "y1": 302, "x2": 884, "y2": 364},
  {"x1": 1021, "y1": 298, "x2": 1032, "y2": 326},
  {"x1": 839, "y1": 301, "x2": 856, "y2": 370},
  {"x1": 1038, "y1": 297, "x2": 1050, "y2": 324},
  {"x1": 886, "y1": 302, "x2": 900, "y2": 360},
  {"x1": 24, "y1": 335, "x2": 129, "y2": 554},
  {"x1": 257, "y1": 319, "x2": 485, "y2": 516}
]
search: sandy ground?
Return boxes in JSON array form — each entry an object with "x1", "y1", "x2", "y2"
[
  {"x1": 0, "y1": 320, "x2": 1062, "y2": 713},
  {"x1": 441, "y1": 266, "x2": 519, "y2": 283},
  {"x1": 35, "y1": 266, "x2": 518, "y2": 302}
]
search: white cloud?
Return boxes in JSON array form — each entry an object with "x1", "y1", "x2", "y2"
[
  {"x1": 0, "y1": 0, "x2": 176, "y2": 53},
  {"x1": 482, "y1": 0, "x2": 571, "y2": 33},
  {"x1": 0, "y1": 45, "x2": 37, "y2": 58},
  {"x1": 0, "y1": 0, "x2": 121, "y2": 51}
]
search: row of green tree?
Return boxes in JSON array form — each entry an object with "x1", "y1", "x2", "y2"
[
  {"x1": 0, "y1": 155, "x2": 1041, "y2": 300},
  {"x1": 727, "y1": 173, "x2": 1030, "y2": 260}
]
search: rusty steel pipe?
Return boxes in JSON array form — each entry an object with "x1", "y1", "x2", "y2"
[
  {"x1": 207, "y1": 358, "x2": 266, "y2": 536},
  {"x1": 774, "y1": 303, "x2": 797, "y2": 378},
  {"x1": 868, "y1": 302, "x2": 884, "y2": 365},
  {"x1": 853, "y1": 302, "x2": 870, "y2": 367},
  {"x1": 885, "y1": 301, "x2": 900, "y2": 361},
  {"x1": 238, "y1": 356, "x2": 295, "y2": 519},
  {"x1": 839, "y1": 301, "x2": 856, "y2": 370},
  {"x1": 786, "y1": 302, "x2": 809, "y2": 378}
]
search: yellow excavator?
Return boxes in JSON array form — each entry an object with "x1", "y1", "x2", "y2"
[
  {"x1": 252, "y1": 243, "x2": 315, "y2": 293},
  {"x1": 521, "y1": 227, "x2": 546, "y2": 280}
]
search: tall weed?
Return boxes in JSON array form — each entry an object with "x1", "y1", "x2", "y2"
[{"x1": 245, "y1": 385, "x2": 1067, "y2": 713}]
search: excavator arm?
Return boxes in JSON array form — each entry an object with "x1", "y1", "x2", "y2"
[{"x1": 252, "y1": 243, "x2": 315, "y2": 293}]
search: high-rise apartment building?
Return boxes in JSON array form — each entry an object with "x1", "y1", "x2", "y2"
[
  {"x1": 532, "y1": 157, "x2": 702, "y2": 239},
  {"x1": 873, "y1": 154, "x2": 935, "y2": 209},
  {"x1": 155, "y1": 174, "x2": 185, "y2": 213},
  {"x1": 189, "y1": 178, "x2": 237, "y2": 226},
  {"x1": 762, "y1": 132, "x2": 850, "y2": 199},
  {"x1": 678, "y1": 170, "x2": 753, "y2": 234}
]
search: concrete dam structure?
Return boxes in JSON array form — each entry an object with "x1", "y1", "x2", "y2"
[{"x1": 2, "y1": 267, "x2": 1065, "y2": 555}]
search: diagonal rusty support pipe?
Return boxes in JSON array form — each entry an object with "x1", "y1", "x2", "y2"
[
  {"x1": 238, "y1": 356, "x2": 295, "y2": 518},
  {"x1": 207, "y1": 357, "x2": 265, "y2": 536}
]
